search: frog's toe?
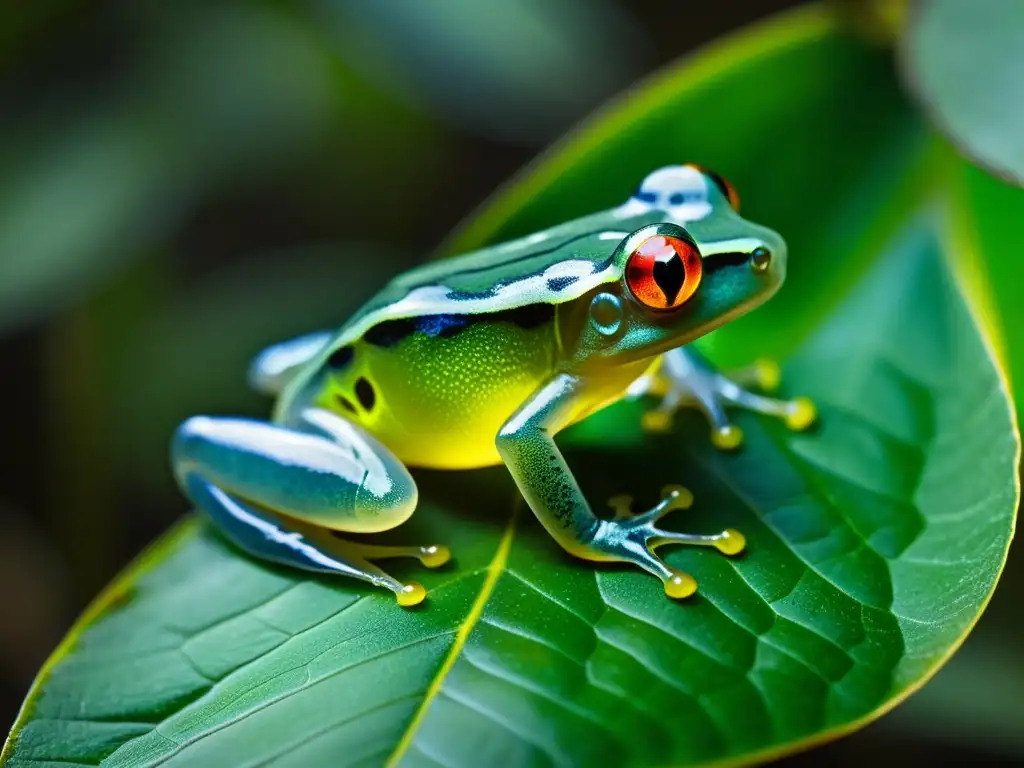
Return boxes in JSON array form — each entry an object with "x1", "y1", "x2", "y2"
[
  {"x1": 641, "y1": 409, "x2": 674, "y2": 433},
  {"x1": 635, "y1": 485, "x2": 694, "y2": 525},
  {"x1": 607, "y1": 494, "x2": 635, "y2": 519},
  {"x1": 727, "y1": 357, "x2": 781, "y2": 393},
  {"x1": 784, "y1": 397, "x2": 817, "y2": 431},
  {"x1": 663, "y1": 569, "x2": 698, "y2": 599},
  {"x1": 750, "y1": 358, "x2": 781, "y2": 392},
  {"x1": 649, "y1": 525, "x2": 747, "y2": 557},
  {"x1": 395, "y1": 582, "x2": 427, "y2": 607},
  {"x1": 418, "y1": 545, "x2": 451, "y2": 568},
  {"x1": 711, "y1": 424, "x2": 745, "y2": 451},
  {"x1": 342, "y1": 541, "x2": 453, "y2": 569}
]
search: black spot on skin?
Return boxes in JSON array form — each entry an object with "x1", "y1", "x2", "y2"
[
  {"x1": 501, "y1": 303, "x2": 555, "y2": 330},
  {"x1": 365, "y1": 305, "x2": 554, "y2": 347},
  {"x1": 336, "y1": 395, "x2": 357, "y2": 413},
  {"x1": 704, "y1": 251, "x2": 749, "y2": 273},
  {"x1": 355, "y1": 377, "x2": 376, "y2": 411},
  {"x1": 652, "y1": 254, "x2": 686, "y2": 305},
  {"x1": 364, "y1": 318, "x2": 416, "y2": 348},
  {"x1": 326, "y1": 345, "x2": 354, "y2": 369},
  {"x1": 547, "y1": 276, "x2": 578, "y2": 292}
]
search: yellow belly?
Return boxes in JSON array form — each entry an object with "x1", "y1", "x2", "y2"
[{"x1": 345, "y1": 322, "x2": 557, "y2": 469}]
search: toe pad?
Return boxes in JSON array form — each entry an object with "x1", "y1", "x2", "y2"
[{"x1": 664, "y1": 570, "x2": 698, "y2": 599}]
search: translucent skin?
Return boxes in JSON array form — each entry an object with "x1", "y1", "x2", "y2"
[{"x1": 172, "y1": 164, "x2": 814, "y2": 605}]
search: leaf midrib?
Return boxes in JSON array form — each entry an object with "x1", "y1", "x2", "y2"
[{"x1": 383, "y1": 502, "x2": 521, "y2": 767}]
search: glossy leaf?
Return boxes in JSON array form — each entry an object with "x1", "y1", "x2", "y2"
[
  {"x1": 900, "y1": 0, "x2": 1024, "y2": 186},
  {"x1": 4, "y1": 6, "x2": 1018, "y2": 767}
]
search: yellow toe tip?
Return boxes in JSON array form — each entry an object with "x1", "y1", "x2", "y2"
[
  {"x1": 715, "y1": 528, "x2": 747, "y2": 556},
  {"x1": 661, "y1": 484, "x2": 694, "y2": 509},
  {"x1": 642, "y1": 410, "x2": 673, "y2": 433},
  {"x1": 419, "y1": 545, "x2": 451, "y2": 569},
  {"x1": 664, "y1": 570, "x2": 698, "y2": 599},
  {"x1": 712, "y1": 425, "x2": 744, "y2": 450},
  {"x1": 756, "y1": 358, "x2": 781, "y2": 391},
  {"x1": 396, "y1": 582, "x2": 427, "y2": 607},
  {"x1": 786, "y1": 397, "x2": 817, "y2": 431}
]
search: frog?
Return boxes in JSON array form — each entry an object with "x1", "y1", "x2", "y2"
[{"x1": 172, "y1": 163, "x2": 816, "y2": 606}]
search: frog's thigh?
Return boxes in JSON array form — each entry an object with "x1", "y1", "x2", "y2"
[
  {"x1": 173, "y1": 416, "x2": 438, "y2": 604},
  {"x1": 173, "y1": 416, "x2": 417, "y2": 533}
]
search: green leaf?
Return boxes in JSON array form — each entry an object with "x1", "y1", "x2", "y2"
[
  {"x1": 5, "y1": 5, "x2": 1018, "y2": 767},
  {"x1": 900, "y1": 0, "x2": 1024, "y2": 186},
  {"x1": 309, "y1": 0, "x2": 642, "y2": 143},
  {"x1": 942, "y1": 155, "x2": 1024, "y2": 413}
]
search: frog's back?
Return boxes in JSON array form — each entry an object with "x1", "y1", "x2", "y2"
[
  {"x1": 337, "y1": 217, "x2": 636, "y2": 347},
  {"x1": 278, "y1": 219, "x2": 641, "y2": 469}
]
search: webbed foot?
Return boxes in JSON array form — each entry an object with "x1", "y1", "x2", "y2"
[
  {"x1": 629, "y1": 349, "x2": 816, "y2": 450},
  {"x1": 596, "y1": 486, "x2": 745, "y2": 599}
]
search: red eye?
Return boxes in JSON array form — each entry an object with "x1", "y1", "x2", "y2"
[
  {"x1": 625, "y1": 235, "x2": 703, "y2": 311},
  {"x1": 685, "y1": 163, "x2": 740, "y2": 211}
]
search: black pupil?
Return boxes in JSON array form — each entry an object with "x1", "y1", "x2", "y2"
[{"x1": 651, "y1": 249, "x2": 686, "y2": 306}]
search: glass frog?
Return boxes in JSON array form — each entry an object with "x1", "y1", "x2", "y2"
[{"x1": 172, "y1": 163, "x2": 816, "y2": 606}]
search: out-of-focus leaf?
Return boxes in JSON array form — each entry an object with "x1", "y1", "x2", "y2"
[
  {"x1": 830, "y1": 0, "x2": 910, "y2": 43},
  {"x1": 0, "y1": 110, "x2": 178, "y2": 333},
  {"x1": 111, "y1": 244, "x2": 407, "y2": 493},
  {"x1": 900, "y1": 0, "x2": 1024, "y2": 186},
  {"x1": 4, "y1": 6, "x2": 1018, "y2": 767},
  {"x1": 312, "y1": 0, "x2": 643, "y2": 143},
  {"x1": 0, "y1": 3, "x2": 432, "y2": 333}
]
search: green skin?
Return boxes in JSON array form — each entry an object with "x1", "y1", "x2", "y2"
[{"x1": 172, "y1": 164, "x2": 815, "y2": 605}]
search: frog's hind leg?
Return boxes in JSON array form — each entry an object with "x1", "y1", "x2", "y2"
[
  {"x1": 172, "y1": 409, "x2": 444, "y2": 606},
  {"x1": 628, "y1": 347, "x2": 816, "y2": 450}
]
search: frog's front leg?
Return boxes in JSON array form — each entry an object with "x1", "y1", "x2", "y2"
[
  {"x1": 172, "y1": 408, "x2": 448, "y2": 606},
  {"x1": 629, "y1": 347, "x2": 817, "y2": 449},
  {"x1": 497, "y1": 374, "x2": 744, "y2": 599}
]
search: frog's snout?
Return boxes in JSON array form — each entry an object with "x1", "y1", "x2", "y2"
[{"x1": 754, "y1": 227, "x2": 787, "y2": 291}]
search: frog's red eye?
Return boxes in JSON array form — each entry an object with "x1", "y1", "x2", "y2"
[
  {"x1": 685, "y1": 163, "x2": 740, "y2": 211},
  {"x1": 625, "y1": 235, "x2": 703, "y2": 311}
]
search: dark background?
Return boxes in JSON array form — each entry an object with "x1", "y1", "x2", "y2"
[{"x1": 0, "y1": 1, "x2": 1019, "y2": 764}]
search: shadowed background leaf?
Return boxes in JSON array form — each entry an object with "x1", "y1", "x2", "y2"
[{"x1": 901, "y1": 0, "x2": 1024, "y2": 187}]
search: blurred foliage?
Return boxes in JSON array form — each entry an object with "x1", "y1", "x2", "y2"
[
  {"x1": 901, "y1": 0, "x2": 1024, "y2": 186},
  {"x1": 310, "y1": 0, "x2": 644, "y2": 143},
  {"x1": 1, "y1": 0, "x2": 1023, "y2": 766}
]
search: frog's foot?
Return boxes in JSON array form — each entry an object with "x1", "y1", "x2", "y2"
[
  {"x1": 317, "y1": 537, "x2": 453, "y2": 607},
  {"x1": 594, "y1": 486, "x2": 745, "y2": 599},
  {"x1": 629, "y1": 349, "x2": 816, "y2": 450}
]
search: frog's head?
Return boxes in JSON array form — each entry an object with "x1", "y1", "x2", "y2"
[{"x1": 569, "y1": 164, "x2": 787, "y2": 367}]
